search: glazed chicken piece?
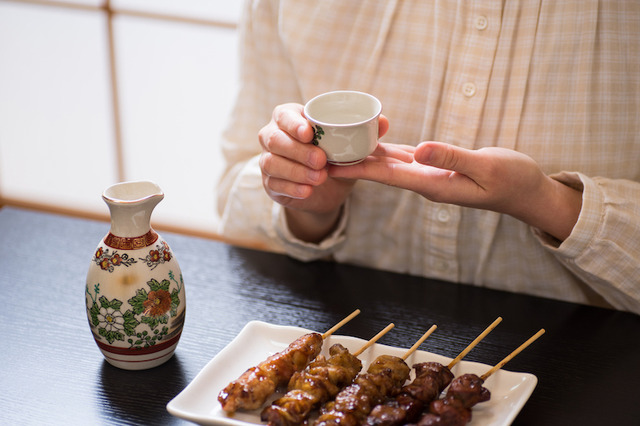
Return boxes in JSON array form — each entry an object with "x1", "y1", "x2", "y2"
[
  {"x1": 415, "y1": 373, "x2": 490, "y2": 426},
  {"x1": 218, "y1": 332, "x2": 323, "y2": 413},
  {"x1": 261, "y1": 343, "x2": 363, "y2": 426},
  {"x1": 314, "y1": 355, "x2": 411, "y2": 426},
  {"x1": 365, "y1": 362, "x2": 454, "y2": 426}
]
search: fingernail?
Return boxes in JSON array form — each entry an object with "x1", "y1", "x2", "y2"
[
  {"x1": 416, "y1": 144, "x2": 433, "y2": 164},
  {"x1": 308, "y1": 148, "x2": 326, "y2": 169},
  {"x1": 307, "y1": 169, "x2": 321, "y2": 183},
  {"x1": 299, "y1": 124, "x2": 311, "y2": 141}
]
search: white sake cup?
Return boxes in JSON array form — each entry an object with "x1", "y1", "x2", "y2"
[{"x1": 304, "y1": 90, "x2": 382, "y2": 165}]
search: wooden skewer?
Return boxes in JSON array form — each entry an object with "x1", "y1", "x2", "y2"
[
  {"x1": 323, "y1": 309, "x2": 361, "y2": 339},
  {"x1": 480, "y1": 328, "x2": 545, "y2": 381},
  {"x1": 353, "y1": 323, "x2": 395, "y2": 357},
  {"x1": 402, "y1": 324, "x2": 438, "y2": 360},
  {"x1": 447, "y1": 317, "x2": 503, "y2": 370}
]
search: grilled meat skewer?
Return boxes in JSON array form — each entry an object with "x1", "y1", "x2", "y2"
[
  {"x1": 261, "y1": 323, "x2": 395, "y2": 426},
  {"x1": 314, "y1": 355, "x2": 411, "y2": 426},
  {"x1": 414, "y1": 373, "x2": 490, "y2": 426},
  {"x1": 219, "y1": 332, "x2": 324, "y2": 413},
  {"x1": 218, "y1": 310, "x2": 362, "y2": 413},
  {"x1": 365, "y1": 362, "x2": 454, "y2": 426},
  {"x1": 261, "y1": 343, "x2": 363, "y2": 426},
  {"x1": 364, "y1": 318, "x2": 502, "y2": 426},
  {"x1": 414, "y1": 328, "x2": 545, "y2": 426}
]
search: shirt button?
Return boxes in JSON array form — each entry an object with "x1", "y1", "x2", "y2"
[
  {"x1": 437, "y1": 208, "x2": 451, "y2": 223},
  {"x1": 462, "y1": 82, "x2": 477, "y2": 97},
  {"x1": 475, "y1": 15, "x2": 488, "y2": 30}
]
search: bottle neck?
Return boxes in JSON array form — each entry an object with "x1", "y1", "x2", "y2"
[
  {"x1": 102, "y1": 181, "x2": 164, "y2": 238},
  {"x1": 106, "y1": 200, "x2": 158, "y2": 238}
]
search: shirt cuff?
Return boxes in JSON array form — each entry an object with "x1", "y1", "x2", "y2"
[
  {"x1": 272, "y1": 200, "x2": 349, "y2": 262},
  {"x1": 533, "y1": 171, "x2": 603, "y2": 258}
]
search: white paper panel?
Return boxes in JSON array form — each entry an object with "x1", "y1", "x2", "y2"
[
  {"x1": 114, "y1": 15, "x2": 239, "y2": 233},
  {"x1": 0, "y1": 3, "x2": 117, "y2": 213}
]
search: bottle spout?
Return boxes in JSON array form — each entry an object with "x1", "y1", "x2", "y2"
[{"x1": 102, "y1": 180, "x2": 164, "y2": 238}]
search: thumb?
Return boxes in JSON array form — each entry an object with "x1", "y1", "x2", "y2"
[
  {"x1": 378, "y1": 115, "x2": 390, "y2": 138},
  {"x1": 414, "y1": 141, "x2": 474, "y2": 174}
]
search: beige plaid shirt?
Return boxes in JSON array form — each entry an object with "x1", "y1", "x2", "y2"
[{"x1": 218, "y1": 0, "x2": 640, "y2": 314}]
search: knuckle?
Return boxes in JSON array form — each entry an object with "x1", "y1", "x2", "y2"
[
  {"x1": 272, "y1": 104, "x2": 289, "y2": 124},
  {"x1": 259, "y1": 152, "x2": 274, "y2": 174},
  {"x1": 443, "y1": 145, "x2": 459, "y2": 170},
  {"x1": 261, "y1": 129, "x2": 281, "y2": 153},
  {"x1": 257, "y1": 126, "x2": 269, "y2": 147}
]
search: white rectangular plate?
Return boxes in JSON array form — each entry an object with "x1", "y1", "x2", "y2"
[{"x1": 167, "y1": 321, "x2": 537, "y2": 425}]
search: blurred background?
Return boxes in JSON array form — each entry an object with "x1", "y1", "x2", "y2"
[{"x1": 0, "y1": 0, "x2": 242, "y2": 238}]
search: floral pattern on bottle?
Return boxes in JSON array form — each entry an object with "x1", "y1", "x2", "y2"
[
  {"x1": 139, "y1": 241, "x2": 172, "y2": 270},
  {"x1": 86, "y1": 270, "x2": 184, "y2": 349},
  {"x1": 86, "y1": 181, "x2": 185, "y2": 370},
  {"x1": 93, "y1": 247, "x2": 137, "y2": 272}
]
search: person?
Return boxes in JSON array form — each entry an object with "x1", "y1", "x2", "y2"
[{"x1": 217, "y1": 0, "x2": 640, "y2": 315}]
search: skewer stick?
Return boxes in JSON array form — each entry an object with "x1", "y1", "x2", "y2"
[
  {"x1": 403, "y1": 324, "x2": 438, "y2": 360},
  {"x1": 323, "y1": 309, "x2": 361, "y2": 339},
  {"x1": 447, "y1": 317, "x2": 503, "y2": 370},
  {"x1": 353, "y1": 323, "x2": 395, "y2": 357},
  {"x1": 480, "y1": 328, "x2": 545, "y2": 381}
]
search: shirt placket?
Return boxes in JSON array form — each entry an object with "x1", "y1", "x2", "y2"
[{"x1": 421, "y1": 1, "x2": 502, "y2": 281}]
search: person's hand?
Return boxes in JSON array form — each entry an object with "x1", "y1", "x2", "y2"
[
  {"x1": 258, "y1": 103, "x2": 389, "y2": 242},
  {"x1": 329, "y1": 141, "x2": 582, "y2": 241}
]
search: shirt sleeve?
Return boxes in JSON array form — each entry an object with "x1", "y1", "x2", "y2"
[
  {"x1": 217, "y1": 0, "x2": 347, "y2": 259},
  {"x1": 217, "y1": 0, "x2": 294, "y2": 248},
  {"x1": 218, "y1": 154, "x2": 348, "y2": 259},
  {"x1": 273, "y1": 199, "x2": 349, "y2": 261},
  {"x1": 534, "y1": 171, "x2": 640, "y2": 313}
]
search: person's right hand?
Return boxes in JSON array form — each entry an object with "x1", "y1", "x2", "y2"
[{"x1": 258, "y1": 102, "x2": 388, "y2": 242}]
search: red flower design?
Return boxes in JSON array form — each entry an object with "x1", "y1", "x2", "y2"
[
  {"x1": 149, "y1": 250, "x2": 160, "y2": 262},
  {"x1": 95, "y1": 248, "x2": 103, "y2": 259},
  {"x1": 111, "y1": 254, "x2": 122, "y2": 266},
  {"x1": 163, "y1": 250, "x2": 172, "y2": 262},
  {"x1": 99, "y1": 258, "x2": 111, "y2": 270},
  {"x1": 143, "y1": 289, "x2": 172, "y2": 317}
]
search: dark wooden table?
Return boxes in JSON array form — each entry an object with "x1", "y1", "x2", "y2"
[{"x1": 1, "y1": 206, "x2": 639, "y2": 425}]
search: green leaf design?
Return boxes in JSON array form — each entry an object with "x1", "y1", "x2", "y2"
[
  {"x1": 141, "y1": 314, "x2": 168, "y2": 330},
  {"x1": 128, "y1": 288, "x2": 148, "y2": 314},
  {"x1": 160, "y1": 279, "x2": 171, "y2": 291},
  {"x1": 312, "y1": 125, "x2": 324, "y2": 146},
  {"x1": 170, "y1": 289, "x2": 180, "y2": 316},
  {"x1": 99, "y1": 295, "x2": 110, "y2": 309},
  {"x1": 148, "y1": 278, "x2": 170, "y2": 292},
  {"x1": 89, "y1": 302, "x2": 100, "y2": 326},
  {"x1": 110, "y1": 298, "x2": 123, "y2": 311},
  {"x1": 98, "y1": 295, "x2": 123, "y2": 310},
  {"x1": 122, "y1": 310, "x2": 140, "y2": 336},
  {"x1": 147, "y1": 278, "x2": 158, "y2": 292},
  {"x1": 99, "y1": 328, "x2": 124, "y2": 344}
]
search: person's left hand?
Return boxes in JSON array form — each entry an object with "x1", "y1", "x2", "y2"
[{"x1": 328, "y1": 141, "x2": 583, "y2": 241}]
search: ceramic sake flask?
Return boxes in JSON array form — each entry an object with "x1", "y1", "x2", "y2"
[{"x1": 85, "y1": 181, "x2": 186, "y2": 370}]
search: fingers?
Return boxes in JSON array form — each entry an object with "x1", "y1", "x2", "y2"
[
  {"x1": 258, "y1": 104, "x2": 393, "y2": 204},
  {"x1": 371, "y1": 142, "x2": 415, "y2": 162},
  {"x1": 414, "y1": 141, "x2": 477, "y2": 175},
  {"x1": 263, "y1": 175, "x2": 314, "y2": 200},
  {"x1": 275, "y1": 103, "x2": 315, "y2": 142},
  {"x1": 259, "y1": 104, "x2": 327, "y2": 170},
  {"x1": 378, "y1": 114, "x2": 390, "y2": 138},
  {"x1": 260, "y1": 151, "x2": 327, "y2": 197},
  {"x1": 329, "y1": 142, "x2": 415, "y2": 177},
  {"x1": 327, "y1": 143, "x2": 416, "y2": 184}
]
